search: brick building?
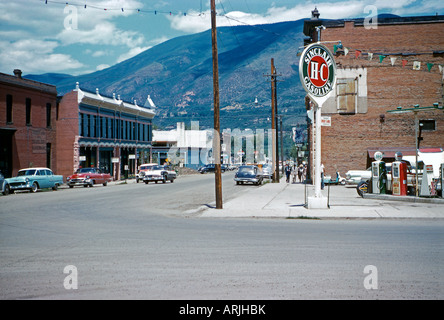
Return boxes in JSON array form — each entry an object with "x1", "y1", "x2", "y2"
[
  {"x1": 56, "y1": 83, "x2": 156, "y2": 180},
  {"x1": 0, "y1": 70, "x2": 58, "y2": 177},
  {"x1": 303, "y1": 10, "x2": 444, "y2": 177}
]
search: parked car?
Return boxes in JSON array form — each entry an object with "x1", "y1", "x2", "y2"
[
  {"x1": 4, "y1": 167, "x2": 64, "y2": 193},
  {"x1": 67, "y1": 167, "x2": 112, "y2": 188},
  {"x1": 345, "y1": 167, "x2": 372, "y2": 185},
  {"x1": 1, "y1": 171, "x2": 9, "y2": 195},
  {"x1": 234, "y1": 165, "x2": 264, "y2": 185},
  {"x1": 142, "y1": 164, "x2": 176, "y2": 184},
  {"x1": 136, "y1": 163, "x2": 158, "y2": 183},
  {"x1": 198, "y1": 164, "x2": 226, "y2": 174},
  {"x1": 260, "y1": 163, "x2": 273, "y2": 179}
]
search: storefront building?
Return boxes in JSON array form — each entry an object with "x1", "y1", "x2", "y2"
[
  {"x1": 57, "y1": 83, "x2": 155, "y2": 180},
  {"x1": 303, "y1": 10, "x2": 444, "y2": 176},
  {"x1": 0, "y1": 70, "x2": 58, "y2": 177}
]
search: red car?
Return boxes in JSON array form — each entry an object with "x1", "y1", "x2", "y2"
[{"x1": 67, "y1": 167, "x2": 112, "y2": 188}]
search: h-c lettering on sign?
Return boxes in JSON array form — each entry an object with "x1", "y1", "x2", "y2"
[{"x1": 310, "y1": 61, "x2": 319, "y2": 80}]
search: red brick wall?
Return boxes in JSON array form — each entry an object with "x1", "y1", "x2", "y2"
[
  {"x1": 318, "y1": 21, "x2": 444, "y2": 176},
  {"x1": 0, "y1": 77, "x2": 57, "y2": 176},
  {"x1": 56, "y1": 90, "x2": 79, "y2": 178}
]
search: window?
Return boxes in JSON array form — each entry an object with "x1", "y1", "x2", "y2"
[
  {"x1": 419, "y1": 119, "x2": 436, "y2": 131},
  {"x1": 26, "y1": 98, "x2": 31, "y2": 125},
  {"x1": 46, "y1": 103, "x2": 51, "y2": 128},
  {"x1": 46, "y1": 143, "x2": 51, "y2": 168},
  {"x1": 6, "y1": 94, "x2": 13, "y2": 124},
  {"x1": 336, "y1": 78, "x2": 357, "y2": 114}
]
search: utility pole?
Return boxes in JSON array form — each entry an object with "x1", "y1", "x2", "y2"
[
  {"x1": 211, "y1": 0, "x2": 222, "y2": 209},
  {"x1": 265, "y1": 59, "x2": 281, "y2": 183},
  {"x1": 279, "y1": 115, "x2": 284, "y2": 176}
]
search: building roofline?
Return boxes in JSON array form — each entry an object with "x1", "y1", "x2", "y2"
[
  {"x1": 303, "y1": 14, "x2": 444, "y2": 36},
  {"x1": 0, "y1": 71, "x2": 57, "y2": 95},
  {"x1": 74, "y1": 85, "x2": 156, "y2": 119}
]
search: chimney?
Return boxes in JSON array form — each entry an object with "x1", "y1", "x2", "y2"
[
  {"x1": 13, "y1": 69, "x2": 22, "y2": 79},
  {"x1": 311, "y1": 7, "x2": 320, "y2": 20}
]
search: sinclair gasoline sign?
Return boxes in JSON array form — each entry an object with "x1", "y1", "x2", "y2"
[{"x1": 299, "y1": 43, "x2": 336, "y2": 98}]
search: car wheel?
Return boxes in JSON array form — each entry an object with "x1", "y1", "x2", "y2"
[
  {"x1": 52, "y1": 184, "x2": 58, "y2": 191},
  {"x1": 3, "y1": 184, "x2": 10, "y2": 195},
  {"x1": 69, "y1": 185, "x2": 74, "y2": 188},
  {"x1": 31, "y1": 182, "x2": 38, "y2": 193},
  {"x1": 144, "y1": 181, "x2": 149, "y2": 184},
  {"x1": 357, "y1": 181, "x2": 368, "y2": 197},
  {"x1": 170, "y1": 179, "x2": 174, "y2": 183},
  {"x1": 103, "y1": 181, "x2": 108, "y2": 186}
]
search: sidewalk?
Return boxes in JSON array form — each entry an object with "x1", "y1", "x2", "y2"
[{"x1": 201, "y1": 178, "x2": 444, "y2": 219}]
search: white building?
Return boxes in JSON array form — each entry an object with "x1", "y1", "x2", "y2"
[{"x1": 152, "y1": 122, "x2": 212, "y2": 169}]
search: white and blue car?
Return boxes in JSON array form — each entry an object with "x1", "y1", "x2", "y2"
[{"x1": 4, "y1": 167, "x2": 64, "y2": 194}]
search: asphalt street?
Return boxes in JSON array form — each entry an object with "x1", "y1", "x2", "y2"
[{"x1": 0, "y1": 172, "x2": 443, "y2": 300}]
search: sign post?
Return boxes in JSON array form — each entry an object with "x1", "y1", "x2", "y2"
[{"x1": 299, "y1": 43, "x2": 336, "y2": 208}]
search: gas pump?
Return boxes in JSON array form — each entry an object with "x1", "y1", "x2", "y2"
[
  {"x1": 372, "y1": 151, "x2": 387, "y2": 194},
  {"x1": 420, "y1": 164, "x2": 436, "y2": 197},
  {"x1": 392, "y1": 152, "x2": 408, "y2": 196},
  {"x1": 440, "y1": 163, "x2": 444, "y2": 198}
]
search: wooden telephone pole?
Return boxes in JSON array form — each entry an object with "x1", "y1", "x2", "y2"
[
  {"x1": 265, "y1": 59, "x2": 281, "y2": 183},
  {"x1": 211, "y1": 0, "x2": 222, "y2": 209}
]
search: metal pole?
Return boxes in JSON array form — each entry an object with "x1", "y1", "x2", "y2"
[
  {"x1": 211, "y1": 0, "x2": 222, "y2": 209},
  {"x1": 274, "y1": 63, "x2": 280, "y2": 182},
  {"x1": 314, "y1": 104, "x2": 322, "y2": 198},
  {"x1": 270, "y1": 58, "x2": 277, "y2": 183},
  {"x1": 280, "y1": 115, "x2": 284, "y2": 176},
  {"x1": 414, "y1": 111, "x2": 419, "y2": 197}
]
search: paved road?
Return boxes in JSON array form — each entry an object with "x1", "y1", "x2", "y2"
[{"x1": 0, "y1": 172, "x2": 443, "y2": 299}]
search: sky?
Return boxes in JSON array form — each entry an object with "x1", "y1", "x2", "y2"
[{"x1": 0, "y1": 0, "x2": 443, "y2": 76}]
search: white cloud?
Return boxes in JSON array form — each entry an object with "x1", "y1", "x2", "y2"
[
  {"x1": 57, "y1": 21, "x2": 145, "y2": 47},
  {"x1": 0, "y1": 39, "x2": 84, "y2": 74},
  {"x1": 116, "y1": 46, "x2": 151, "y2": 63},
  {"x1": 167, "y1": 0, "x2": 441, "y2": 34},
  {"x1": 96, "y1": 64, "x2": 110, "y2": 71}
]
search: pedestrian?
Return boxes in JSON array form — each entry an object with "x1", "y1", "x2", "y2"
[
  {"x1": 285, "y1": 163, "x2": 292, "y2": 183},
  {"x1": 298, "y1": 164, "x2": 303, "y2": 183},
  {"x1": 302, "y1": 164, "x2": 307, "y2": 183},
  {"x1": 292, "y1": 164, "x2": 297, "y2": 183},
  {"x1": 320, "y1": 163, "x2": 325, "y2": 190}
]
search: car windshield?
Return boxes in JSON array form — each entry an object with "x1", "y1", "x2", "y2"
[
  {"x1": 238, "y1": 166, "x2": 255, "y2": 174},
  {"x1": 76, "y1": 168, "x2": 96, "y2": 173},
  {"x1": 17, "y1": 169, "x2": 37, "y2": 176},
  {"x1": 140, "y1": 166, "x2": 155, "y2": 171}
]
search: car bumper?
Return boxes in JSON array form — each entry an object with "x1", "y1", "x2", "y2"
[
  {"x1": 235, "y1": 178, "x2": 260, "y2": 183},
  {"x1": 67, "y1": 179, "x2": 92, "y2": 186},
  {"x1": 143, "y1": 175, "x2": 163, "y2": 182},
  {"x1": 345, "y1": 178, "x2": 363, "y2": 185},
  {"x1": 8, "y1": 181, "x2": 32, "y2": 190}
]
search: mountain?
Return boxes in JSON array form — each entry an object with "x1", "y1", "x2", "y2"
[{"x1": 26, "y1": 19, "x2": 308, "y2": 130}]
